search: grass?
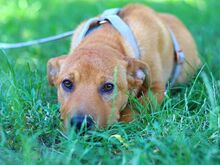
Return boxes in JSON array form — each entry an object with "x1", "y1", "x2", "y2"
[{"x1": 0, "y1": 0, "x2": 219, "y2": 164}]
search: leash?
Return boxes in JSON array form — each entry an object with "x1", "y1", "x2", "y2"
[{"x1": 0, "y1": 30, "x2": 74, "y2": 49}]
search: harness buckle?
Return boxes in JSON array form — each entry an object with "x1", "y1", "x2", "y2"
[
  {"x1": 176, "y1": 50, "x2": 185, "y2": 64},
  {"x1": 98, "y1": 19, "x2": 108, "y2": 25}
]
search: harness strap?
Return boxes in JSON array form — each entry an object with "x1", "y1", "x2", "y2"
[
  {"x1": 75, "y1": 8, "x2": 185, "y2": 86},
  {"x1": 169, "y1": 30, "x2": 185, "y2": 86},
  {"x1": 75, "y1": 8, "x2": 141, "y2": 59}
]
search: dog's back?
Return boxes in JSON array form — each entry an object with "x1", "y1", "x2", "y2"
[{"x1": 119, "y1": 4, "x2": 201, "y2": 85}]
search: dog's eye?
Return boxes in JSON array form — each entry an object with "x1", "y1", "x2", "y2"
[
  {"x1": 100, "y1": 82, "x2": 114, "y2": 94},
  {"x1": 62, "y1": 79, "x2": 74, "y2": 92}
]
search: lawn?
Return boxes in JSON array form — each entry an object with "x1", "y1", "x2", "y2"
[{"x1": 0, "y1": 0, "x2": 219, "y2": 164}]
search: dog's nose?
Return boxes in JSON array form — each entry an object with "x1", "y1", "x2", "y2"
[{"x1": 70, "y1": 114, "x2": 94, "y2": 130}]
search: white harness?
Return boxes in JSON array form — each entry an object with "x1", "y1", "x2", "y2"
[{"x1": 75, "y1": 8, "x2": 185, "y2": 87}]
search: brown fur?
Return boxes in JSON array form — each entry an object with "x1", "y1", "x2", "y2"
[{"x1": 47, "y1": 4, "x2": 201, "y2": 127}]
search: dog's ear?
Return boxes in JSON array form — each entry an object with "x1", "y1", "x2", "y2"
[
  {"x1": 125, "y1": 58, "x2": 151, "y2": 95},
  {"x1": 47, "y1": 55, "x2": 67, "y2": 86}
]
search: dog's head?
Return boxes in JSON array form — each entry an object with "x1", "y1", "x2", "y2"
[{"x1": 47, "y1": 48, "x2": 150, "y2": 129}]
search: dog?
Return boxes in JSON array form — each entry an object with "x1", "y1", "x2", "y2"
[{"x1": 47, "y1": 4, "x2": 201, "y2": 129}]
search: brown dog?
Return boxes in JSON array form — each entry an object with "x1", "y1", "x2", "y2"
[{"x1": 47, "y1": 4, "x2": 201, "y2": 129}]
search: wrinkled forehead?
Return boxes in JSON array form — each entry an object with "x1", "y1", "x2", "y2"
[{"x1": 60, "y1": 55, "x2": 123, "y2": 81}]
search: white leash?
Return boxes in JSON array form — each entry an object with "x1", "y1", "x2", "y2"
[{"x1": 0, "y1": 30, "x2": 74, "y2": 49}]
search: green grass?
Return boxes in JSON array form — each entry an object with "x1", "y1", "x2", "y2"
[{"x1": 0, "y1": 0, "x2": 219, "y2": 164}]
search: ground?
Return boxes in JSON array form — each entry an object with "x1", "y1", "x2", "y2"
[{"x1": 0, "y1": 0, "x2": 219, "y2": 164}]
